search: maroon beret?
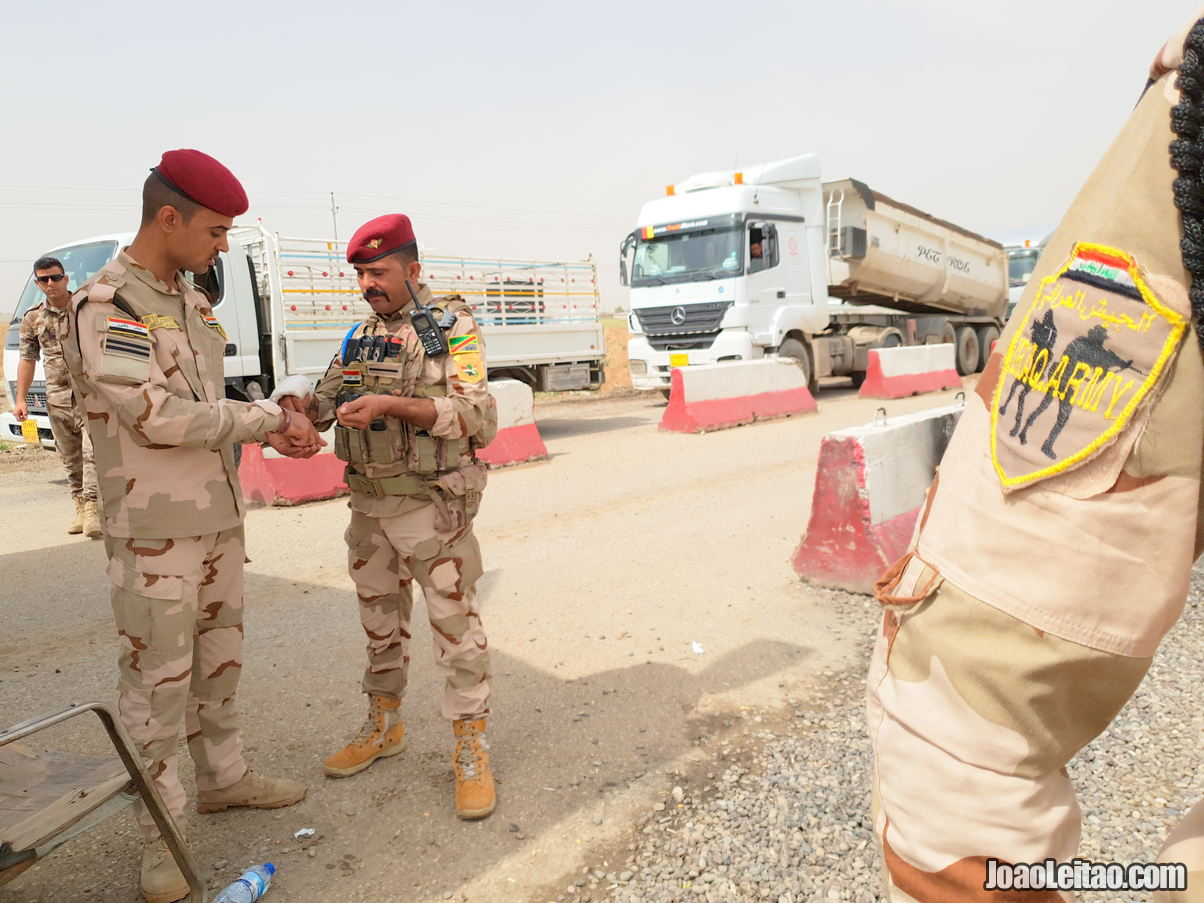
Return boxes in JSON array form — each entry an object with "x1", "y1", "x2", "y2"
[
  {"x1": 346, "y1": 214, "x2": 417, "y2": 263},
  {"x1": 151, "y1": 149, "x2": 248, "y2": 218}
]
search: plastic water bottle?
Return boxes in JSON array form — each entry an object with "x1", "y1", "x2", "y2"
[{"x1": 213, "y1": 863, "x2": 275, "y2": 902}]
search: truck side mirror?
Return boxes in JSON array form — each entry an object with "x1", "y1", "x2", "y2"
[
  {"x1": 762, "y1": 223, "x2": 779, "y2": 268},
  {"x1": 619, "y1": 232, "x2": 636, "y2": 286}
]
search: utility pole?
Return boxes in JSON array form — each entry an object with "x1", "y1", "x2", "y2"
[{"x1": 330, "y1": 192, "x2": 339, "y2": 243}]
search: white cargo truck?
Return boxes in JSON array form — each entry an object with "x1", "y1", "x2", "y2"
[
  {"x1": 3, "y1": 225, "x2": 605, "y2": 446},
  {"x1": 619, "y1": 154, "x2": 1008, "y2": 391}
]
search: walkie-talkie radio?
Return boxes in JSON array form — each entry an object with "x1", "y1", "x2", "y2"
[{"x1": 407, "y1": 280, "x2": 449, "y2": 357}]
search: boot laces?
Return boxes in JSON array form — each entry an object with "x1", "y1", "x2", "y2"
[
  {"x1": 350, "y1": 703, "x2": 388, "y2": 746},
  {"x1": 455, "y1": 727, "x2": 488, "y2": 780}
]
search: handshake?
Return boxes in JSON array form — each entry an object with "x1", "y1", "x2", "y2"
[{"x1": 266, "y1": 375, "x2": 325, "y2": 459}]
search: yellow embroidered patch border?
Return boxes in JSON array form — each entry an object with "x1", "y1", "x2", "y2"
[{"x1": 990, "y1": 242, "x2": 1186, "y2": 490}]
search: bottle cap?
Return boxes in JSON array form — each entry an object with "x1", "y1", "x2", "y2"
[{"x1": 264, "y1": 863, "x2": 276, "y2": 875}]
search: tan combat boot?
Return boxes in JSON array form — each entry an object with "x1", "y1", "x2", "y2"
[
  {"x1": 82, "y1": 499, "x2": 103, "y2": 538},
  {"x1": 453, "y1": 717, "x2": 496, "y2": 820},
  {"x1": 140, "y1": 837, "x2": 189, "y2": 903},
  {"x1": 67, "y1": 498, "x2": 84, "y2": 534},
  {"x1": 195, "y1": 769, "x2": 306, "y2": 814},
  {"x1": 323, "y1": 695, "x2": 406, "y2": 777}
]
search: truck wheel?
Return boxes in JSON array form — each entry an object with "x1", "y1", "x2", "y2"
[
  {"x1": 975, "y1": 325, "x2": 1000, "y2": 371},
  {"x1": 778, "y1": 338, "x2": 817, "y2": 393},
  {"x1": 954, "y1": 326, "x2": 980, "y2": 376}
]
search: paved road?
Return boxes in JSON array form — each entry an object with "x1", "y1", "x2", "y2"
[{"x1": 0, "y1": 385, "x2": 966, "y2": 902}]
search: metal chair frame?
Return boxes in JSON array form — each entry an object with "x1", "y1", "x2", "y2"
[{"x1": 0, "y1": 702, "x2": 206, "y2": 901}]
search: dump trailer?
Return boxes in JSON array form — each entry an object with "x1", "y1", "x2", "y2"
[
  {"x1": 3, "y1": 225, "x2": 604, "y2": 447},
  {"x1": 620, "y1": 154, "x2": 1008, "y2": 391}
]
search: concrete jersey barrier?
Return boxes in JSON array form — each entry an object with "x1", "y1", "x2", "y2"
[
  {"x1": 791, "y1": 402, "x2": 963, "y2": 594},
  {"x1": 241, "y1": 379, "x2": 547, "y2": 505},
  {"x1": 660, "y1": 359, "x2": 818, "y2": 433},
  {"x1": 857, "y1": 344, "x2": 961, "y2": 399},
  {"x1": 476, "y1": 378, "x2": 549, "y2": 467}
]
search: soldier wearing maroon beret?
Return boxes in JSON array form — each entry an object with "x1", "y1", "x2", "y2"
[
  {"x1": 272, "y1": 213, "x2": 500, "y2": 820},
  {"x1": 61, "y1": 149, "x2": 320, "y2": 903}
]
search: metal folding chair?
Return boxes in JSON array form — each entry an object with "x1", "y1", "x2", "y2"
[{"x1": 0, "y1": 702, "x2": 206, "y2": 901}]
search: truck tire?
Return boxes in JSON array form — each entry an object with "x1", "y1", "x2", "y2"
[
  {"x1": 778, "y1": 337, "x2": 818, "y2": 393},
  {"x1": 975, "y1": 325, "x2": 1000, "y2": 371},
  {"x1": 954, "y1": 326, "x2": 980, "y2": 376}
]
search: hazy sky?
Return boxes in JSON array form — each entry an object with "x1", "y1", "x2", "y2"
[{"x1": 1, "y1": 0, "x2": 1197, "y2": 317}]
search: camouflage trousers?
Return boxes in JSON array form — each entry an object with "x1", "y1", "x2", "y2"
[
  {"x1": 106, "y1": 526, "x2": 248, "y2": 838},
  {"x1": 867, "y1": 566, "x2": 1204, "y2": 901},
  {"x1": 46, "y1": 398, "x2": 97, "y2": 502},
  {"x1": 345, "y1": 503, "x2": 491, "y2": 720}
]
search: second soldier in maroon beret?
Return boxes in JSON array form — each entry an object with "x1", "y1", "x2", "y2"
[{"x1": 272, "y1": 213, "x2": 500, "y2": 819}]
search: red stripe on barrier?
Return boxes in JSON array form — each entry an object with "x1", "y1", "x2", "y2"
[
  {"x1": 476, "y1": 423, "x2": 547, "y2": 467},
  {"x1": 791, "y1": 435, "x2": 917, "y2": 594},
  {"x1": 239, "y1": 444, "x2": 347, "y2": 506},
  {"x1": 857, "y1": 351, "x2": 961, "y2": 400},
  {"x1": 660, "y1": 367, "x2": 817, "y2": 433}
]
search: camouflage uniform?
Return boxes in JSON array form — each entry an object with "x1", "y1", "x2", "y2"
[
  {"x1": 868, "y1": 36, "x2": 1204, "y2": 901},
  {"x1": 61, "y1": 250, "x2": 287, "y2": 838},
  {"x1": 18, "y1": 300, "x2": 98, "y2": 502},
  {"x1": 312, "y1": 283, "x2": 495, "y2": 720}
]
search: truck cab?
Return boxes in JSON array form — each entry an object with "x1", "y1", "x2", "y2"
[{"x1": 620, "y1": 155, "x2": 829, "y2": 391}]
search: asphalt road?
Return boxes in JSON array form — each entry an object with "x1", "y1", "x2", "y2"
[{"x1": 0, "y1": 384, "x2": 967, "y2": 902}]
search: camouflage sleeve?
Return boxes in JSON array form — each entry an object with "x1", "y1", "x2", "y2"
[
  {"x1": 311, "y1": 353, "x2": 345, "y2": 432},
  {"x1": 429, "y1": 308, "x2": 490, "y2": 440},
  {"x1": 18, "y1": 310, "x2": 40, "y2": 362},
  {"x1": 76, "y1": 299, "x2": 284, "y2": 448}
]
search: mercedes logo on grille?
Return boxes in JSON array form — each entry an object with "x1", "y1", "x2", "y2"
[{"x1": 670, "y1": 306, "x2": 687, "y2": 326}]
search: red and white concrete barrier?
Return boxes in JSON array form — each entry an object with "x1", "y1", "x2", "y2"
[
  {"x1": 791, "y1": 403, "x2": 963, "y2": 594},
  {"x1": 858, "y1": 344, "x2": 961, "y2": 399},
  {"x1": 240, "y1": 379, "x2": 546, "y2": 505},
  {"x1": 239, "y1": 427, "x2": 345, "y2": 507},
  {"x1": 476, "y1": 378, "x2": 548, "y2": 467},
  {"x1": 660, "y1": 359, "x2": 817, "y2": 433}
]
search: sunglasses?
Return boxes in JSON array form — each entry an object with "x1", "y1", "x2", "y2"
[{"x1": 35, "y1": 274, "x2": 66, "y2": 284}]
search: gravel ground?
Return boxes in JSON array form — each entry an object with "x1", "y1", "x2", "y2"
[{"x1": 539, "y1": 571, "x2": 1204, "y2": 903}]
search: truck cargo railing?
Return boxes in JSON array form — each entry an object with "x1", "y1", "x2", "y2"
[{"x1": 236, "y1": 227, "x2": 600, "y2": 332}]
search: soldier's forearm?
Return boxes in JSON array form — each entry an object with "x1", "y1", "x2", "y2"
[
  {"x1": 14, "y1": 359, "x2": 36, "y2": 400},
  {"x1": 380, "y1": 395, "x2": 437, "y2": 430}
]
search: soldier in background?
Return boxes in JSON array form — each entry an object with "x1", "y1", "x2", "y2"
[
  {"x1": 14, "y1": 255, "x2": 101, "y2": 537},
  {"x1": 868, "y1": 14, "x2": 1204, "y2": 901},
  {"x1": 271, "y1": 213, "x2": 500, "y2": 820},
  {"x1": 61, "y1": 149, "x2": 322, "y2": 903}
]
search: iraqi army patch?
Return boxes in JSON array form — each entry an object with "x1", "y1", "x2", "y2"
[
  {"x1": 455, "y1": 351, "x2": 486, "y2": 383},
  {"x1": 141, "y1": 314, "x2": 181, "y2": 331},
  {"x1": 990, "y1": 243, "x2": 1187, "y2": 491}
]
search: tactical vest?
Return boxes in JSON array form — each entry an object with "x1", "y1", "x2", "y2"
[{"x1": 332, "y1": 297, "x2": 496, "y2": 476}]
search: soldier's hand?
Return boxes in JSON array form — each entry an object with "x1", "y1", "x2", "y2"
[
  {"x1": 268, "y1": 410, "x2": 326, "y2": 458},
  {"x1": 12, "y1": 402, "x2": 28, "y2": 421},
  {"x1": 278, "y1": 394, "x2": 312, "y2": 416},
  {"x1": 336, "y1": 395, "x2": 392, "y2": 430}
]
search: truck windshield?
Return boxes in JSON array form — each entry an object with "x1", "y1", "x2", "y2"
[
  {"x1": 1007, "y1": 249, "x2": 1041, "y2": 288},
  {"x1": 9, "y1": 240, "x2": 119, "y2": 325},
  {"x1": 631, "y1": 227, "x2": 741, "y2": 286}
]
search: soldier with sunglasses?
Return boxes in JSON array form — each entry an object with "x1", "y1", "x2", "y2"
[{"x1": 15, "y1": 256, "x2": 101, "y2": 537}]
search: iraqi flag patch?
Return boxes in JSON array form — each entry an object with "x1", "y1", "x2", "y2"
[
  {"x1": 106, "y1": 317, "x2": 149, "y2": 340},
  {"x1": 991, "y1": 242, "x2": 1187, "y2": 491},
  {"x1": 200, "y1": 313, "x2": 227, "y2": 339}
]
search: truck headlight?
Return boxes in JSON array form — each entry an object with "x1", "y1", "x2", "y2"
[{"x1": 629, "y1": 360, "x2": 648, "y2": 376}]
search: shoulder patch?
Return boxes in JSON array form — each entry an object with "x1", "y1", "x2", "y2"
[
  {"x1": 449, "y1": 334, "x2": 480, "y2": 355},
  {"x1": 991, "y1": 242, "x2": 1187, "y2": 491},
  {"x1": 454, "y1": 351, "x2": 486, "y2": 383}
]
